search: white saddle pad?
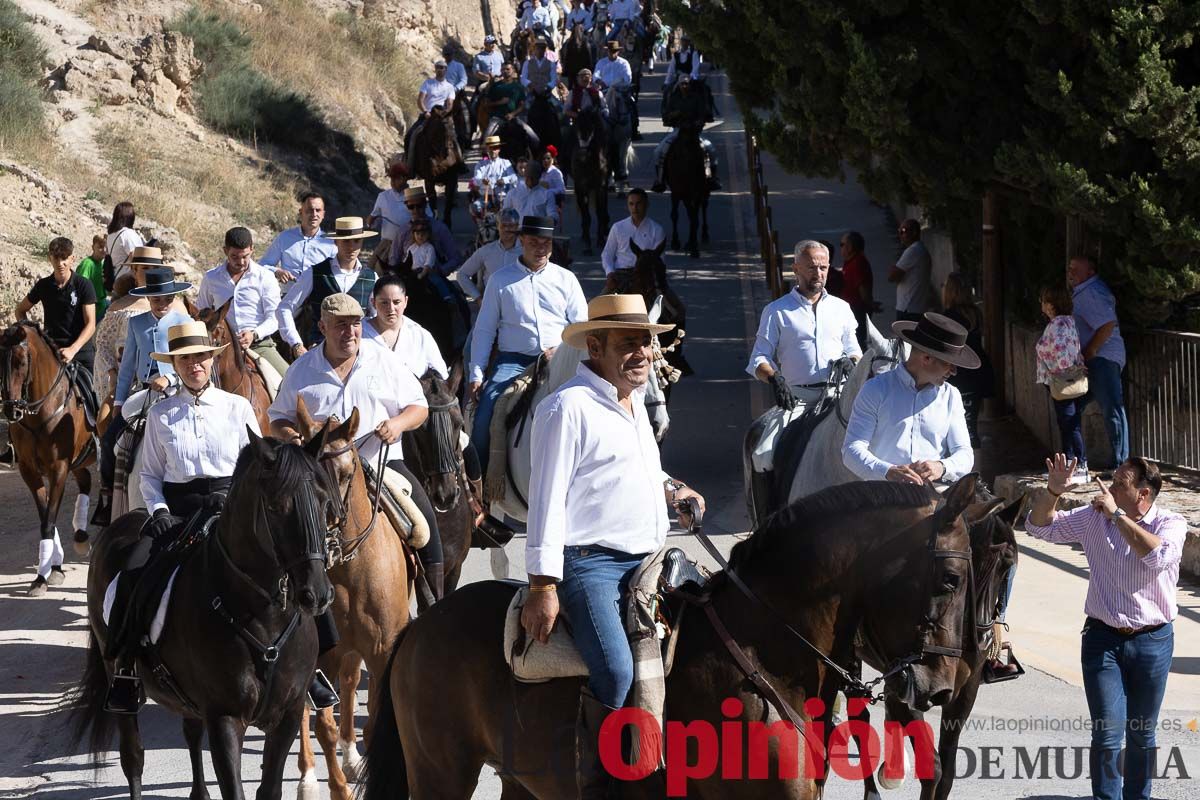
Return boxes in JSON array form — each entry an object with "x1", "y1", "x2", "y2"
[
  {"x1": 380, "y1": 465, "x2": 430, "y2": 550},
  {"x1": 749, "y1": 404, "x2": 808, "y2": 473},
  {"x1": 244, "y1": 349, "x2": 281, "y2": 399},
  {"x1": 102, "y1": 567, "x2": 180, "y2": 645}
]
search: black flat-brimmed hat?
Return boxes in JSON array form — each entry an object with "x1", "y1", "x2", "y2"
[
  {"x1": 129, "y1": 267, "x2": 192, "y2": 296},
  {"x1": 892, "y1": 312, "x2": 981, "y2": 370},
  {"x1": 520, "y1": 215, "x2": 555, "y2": 237}
]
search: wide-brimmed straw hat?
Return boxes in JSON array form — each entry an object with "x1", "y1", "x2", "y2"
[
  {"x1": 404, "y1": 186, "x2": 427, "y2": 203},
  {"x1": 606, "y1": 40, "x2": 622, "y2": 51},
  {"x1": 327, "y1": 216, "x2": 379, "y2": 241},
  {"x1": 484, "y1": 135, "x2": 502, "y2": 148},
  {"x1": 892, "y1": 312, "x2": 981, "y2": 370},
  {"x1": 126, "y1": 245, "x2": 166, "y2": 270},
  {"x1": 563, "y1": 294, "x2": 675, "y2": 349},
  {"x1": 129, "y1": 267, "x2": 192, "y2": 296},
  {"x1": 150, "y1": 320, "x2": 228, "y2": 363}
]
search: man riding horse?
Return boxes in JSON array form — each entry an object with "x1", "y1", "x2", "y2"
[
  {"x1": 652, "y1": 74, "x2": 721, "y2": 192},
  {"x1": 405, "y1": 59, "x2": 457, "y2": 172},
  {"x1": 521, "y1": 293, "x2": 705, "y2": 798}
]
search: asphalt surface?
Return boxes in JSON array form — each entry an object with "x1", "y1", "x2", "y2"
[{"x1": 2, "y1": 66, "x2": 1199, "y2": 800}]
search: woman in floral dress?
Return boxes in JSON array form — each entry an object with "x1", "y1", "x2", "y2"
[{"x1": 1036, "y1": 283, "x2": 1089, "y2": 479}]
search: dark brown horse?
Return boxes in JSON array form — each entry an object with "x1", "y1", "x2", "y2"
[
  {"x1": 667, "y1": 123, "x2": 711, "y2": 258},
  {"x1": 561, "y1": 23, "x2": 598, "y2": 88},
  {"x1": 194, "y1": 298, "x2": 272, "y2": 432},
  {"x1": 606, "y1": 241, "x2": 692, "y2": 394},
  {"x1": 849, "y1": 490, "x2": 1022, "y2": 800},
  {"x1": 363, "y1": 477, "x2": 984, "y2": 799},
  {"x1": 69, "y1": 432, "x2": 339, "y2": 800},
  {"x1": 570, "y1": 105, "x2": 611, "y2": 255},
  {"x1": 402, "y1": 365, "x2": 474, "y2": 594},
  {"x1": 0, "y1": 321, "x2": 95, "y2": 594},
  {"x1": 410, "y1": 108, "x2": 464, "y2": 230},
  {"x1": 291, "y1": 403, "x2": 416, "y2": 800}
]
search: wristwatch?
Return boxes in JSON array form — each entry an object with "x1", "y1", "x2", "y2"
[
  {"x1": 1111, "y1": 508, "x2": 1127, "y2": 521},
  {"x1": 664, "y1": 478, "x2": 686, "y2": 502}
]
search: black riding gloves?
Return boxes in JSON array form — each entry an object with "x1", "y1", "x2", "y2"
[
  {"x1": 769, "y1": 373, "x2": 798, "y2": 411},
  {"x1": 144, "y1": 508, "x2": 178, "y2": 540}
]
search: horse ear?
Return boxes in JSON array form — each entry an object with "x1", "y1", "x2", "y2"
[
  {"x1": 216, "y1": 297, "x2": 234, "y2": 324},
  {"x1": 653, "y1": 240, "x2": 667, "y2": 257},
  {"x1": 630, "y1": 240, "x2": 642, "y2": 256},
  {"x1": 304, "y1": 424, "x2": 329, "y2": 460},
  {"x1": 248, "y1": 426, "x2": 275, "y2": 462},
  {"x1": 294, "y1": 396, "x2": 320, "y2": 442},
  {"x1": 335, "y1": 407, "x2": 360, "y2": 445},
  {"x1": 182, "y1": 295, "x2": 199, "y2": 318},
  {"x1": 997, "y1": 494, "x2": 1025, "y2": 527},
  {"x1": 962, "y1": 497, "x2": 1004, "y2": 527},
  {"x1": 447, "y1": 359, "x2": 464, "y2": 396},
  {"x1": 939, "y1": 473, "x2": 980, "y2": 522}
]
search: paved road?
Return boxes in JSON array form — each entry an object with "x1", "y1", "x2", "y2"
[{"x1": 3, "y1": 67, "x2": 1199, "y2": 800}]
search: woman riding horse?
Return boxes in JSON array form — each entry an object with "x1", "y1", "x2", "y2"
[{"x1": 102, "y1": 320, "x2": 339, "y2": 714}]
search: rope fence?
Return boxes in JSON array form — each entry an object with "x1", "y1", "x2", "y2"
[{"x1": 745, "y1": 132, "x2": 787, "y2": 299}]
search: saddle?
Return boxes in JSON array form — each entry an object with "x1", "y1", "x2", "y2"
[
  {"x1": 65, "y1": 362, "x2": 99, "y2": 432},
  {"x1": 482, "y1": 355, "x2": 550, "y2": 504},
  {"x1": 359, "y1": 458, "x2": 431, "y2": 550}
]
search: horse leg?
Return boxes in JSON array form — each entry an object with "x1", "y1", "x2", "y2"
[
  {"x1": 688, "y1": 200, "x2": 701, "y2": 259},
  {"x1": 257, "y1": 701, "x2": 306, "y2": 800},
  {"x1": 116, "y1": 714, "x2": 145, "y2": 800},
  {"x1": 578, "y1": 195, "x2": 592, "y2": 255},
  {"x1": 489, "y1": 543, "x2": 512, "y2": 579},
  {"x1": 296, "y1": 707, "x2": 318, "y2": 800},
  {"x1": 338, "y1": 652, "x2": 364, "y2": 779},
  {"x1": 71, "y1": 464, "x2": 92, "y2": 555},
  {"x1": 207, "y1": 714, "x2": 248, "y2": 800},
  {"x1": 182, "y1": 717, "x2": 211, "y2": 800},
  {"x1": 701, "y1": 194, "x2": 710, "y2": 244},
  {"x1": 17, "y1": 457, "x2": 52, "y2": 594},
  {"x1": 670, "y1": 194, "x2": 681, "y2": 251},
  {"x1": 313, "y1": 704, "x2": 352, "y2": 800},
  {"x1": 444, "y1": 179, "x2": 457, "y2": 232},
  {"x1": 931, "y1": 678, "x2": 983, "y2": 800}
]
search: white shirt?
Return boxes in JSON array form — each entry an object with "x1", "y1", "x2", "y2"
[
  {"x1": 419, "y1": 78, "x2": 456, "y2": 112},
  {"x1": 841, "y1": 364, "x2": 974, "y2": 481},
  {"x1": 594, "y1": 56, "x2": 633, "y2": 89},
  {"x1": 363, "y1": 318, "x2": 449, "y2": 379},
  {"x1": 258, "y1": 227, "x2": 339, "y2": 278},
  {"x1": 609, "y1": 0, "x2": 640, "y2": 21},
  {"x1": 457, "y1": 238, "x2": 523, "y2": 300},
  {"x1": 600, "y1": 216, "x2": 665, "y2": 275},
  {"x1": 519, "y1": 4, "x2": 554, "y2": 30},
  {"x1": 747, "y1": 289, "x2": 861, "y2": 385},
  {"x1": 269, "y1": 342, "x2": 427, "y2": 462},
  {"x1": 665, "y1": 48, "x2": 703, "y2": 84},
  {"x1": 276, "y1": 259, "x2": 375, "y2": 348},
  {"x1": 106, "y1": 227, "x2": 144, "y2": 282},
  {"x1": 894, "y1": 240, "x2": 934, "y2": 314},
  {"x1": 526, "y1": 362, "x2": 669, "y2": 579},
  {"x1": 371, "y1": 189, "x2": 412, "y2": 244},
  {"x1": 542, "y1": 165, "x2": 566, "y2": 197},
  {"x1": 140, "y1": 387, "x2": 261, "y2": 513},
  {"x1": 196, "y1": 261, "x2": 281, "y2": 340},
  {"x1": 468, "y1": 260, "x2": 588, "y2": 383},
  {"x1": 504, "y1": 183, "x2": 560, "y2": 225},
  {"x1": 471, "y1": 156, "x2": 518, "y2": 192}
]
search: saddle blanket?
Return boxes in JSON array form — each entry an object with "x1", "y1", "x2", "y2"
[
  {"x1": 378, "y1": 465, "x2": 430, "y2": 550},
  {"x1": 103, "y1": 568, "x2": 178, "y2": 645},
  {"x1": 749, "y1": 404, "x2": 808, "y2": 473},
  {"x1": 503, "y1": 548, "x2": 673, "y2": 746},
  {"x1": 244, "y1": 349, "x2": 282, "y2": 399}
]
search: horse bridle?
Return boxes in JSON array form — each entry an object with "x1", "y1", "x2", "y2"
[
  {"x1": 407, "y1": 400, "x2": 464, "y2": 512},
  {"x1": 315, "y1": 432, "x2": 387, "y2": 565},
  {"x1": 0, "y1": 332, "x2": 73, "y2": 427}
]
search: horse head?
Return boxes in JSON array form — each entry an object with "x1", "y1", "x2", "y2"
[
  {"x1": 196, "y1": 298, "x2": 245, "y2": 378},
  {"x1": 630, "y1": 239, "x2": 668, "y2": 296},
  {"x1": 0, "y1": 323, "x2": 33, "y2": 420},
  {"x1": 407, "y1": 366, "x2": 466, "y2": 512},
  {"x1": 863, "y1": 474, "x2": 980, "y2": 711},
  {"x1": 231, "y1": 427, "x2": 340, "y2": 616},
  {"x1": 570, "y1": 21, "x2": 586, "y2": 45},
  {"x1": 962, "y1": 487, "x2": 1022, "y2": 655}
]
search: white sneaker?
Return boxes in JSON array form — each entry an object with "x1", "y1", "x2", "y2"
[{"x1": 1071, "y1": 463, "x2": 1090, "y2": 484}]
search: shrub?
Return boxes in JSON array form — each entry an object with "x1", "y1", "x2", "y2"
[{"x1": 0, "y1": 0, "x2": 45, "y2": 147}]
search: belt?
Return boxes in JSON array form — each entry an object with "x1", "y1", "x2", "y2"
[
  {"x1": 164, "y1": 477, "x2": 233, "y2": 495},
  {"x1": 1087, "y1": 617, "x2": 1168, "y2": 637}
]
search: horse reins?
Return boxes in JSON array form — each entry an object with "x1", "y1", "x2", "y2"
[
  {"x1": 0, "y1": 332, "x2": 74, "y2": 428},
  {"x1": 317, "y1": 432, "x2": 388, "y2": 564}
]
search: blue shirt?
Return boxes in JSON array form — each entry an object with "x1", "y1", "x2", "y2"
[
  {"x1": 1072, "y1": 275, "x2": 1126, "y2": 368},
  {"x1": 114, "y1": 309, "x2": 193, "y2": 404},
  {"x1": 841, "y1": 364, "x2": 974, "y2": 481},
  {"x1": 258, "y1": 226, "x2": 339, "y2": 278},
  {"x1": 445, "y1": 60, "x2": 469, "y2": 92},
  {"x1": 474, "y1": 50, "x2": 504, "y2": 79}
]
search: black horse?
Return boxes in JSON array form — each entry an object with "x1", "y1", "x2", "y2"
[
  {"x1": 570, "y1": 106, "x2": 611, "y2": 255},
  {"x1": 560, "y1": 24, "x2": 597, "y2": 88},
  {"x1": 527, "y1": 90, "x2": 564, "y2": 157},
  {"x1": 392, "y1": 256, "x2": 471, "y2": 365},
  {"x1": 496, "y1": 116, "x2": 538, "y2": 163},
  {"x1": 69, "y1": 432, "x2": 341, "y2": 800},
  {"x1": 666, "y1": 123, "x2": 711, "y2": 258}
]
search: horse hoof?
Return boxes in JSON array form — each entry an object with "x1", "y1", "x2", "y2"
[
  {"x1": 73, "y1": 529, "x2": 90, "y2": 555},
  {"x1": 27, "y1": 576, "x2": 48, "y2": 597},
  {"x1": 46, "y1": 567, "x2": 66, "y2": 586},
  {"x1": 876, "y1": 744, "x2": 911, "y2": 790}
]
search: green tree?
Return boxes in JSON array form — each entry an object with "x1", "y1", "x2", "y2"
[{"x1": 669, "y1": 0, "x2": 1200, "y2": 327}]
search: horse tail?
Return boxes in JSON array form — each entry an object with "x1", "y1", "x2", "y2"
[
  {"x1": 65, "y1": 627, "x2": 117, "y2": 766},
  {"x1": 361, "y1": 627, "x2": 411, "y2": 800}
]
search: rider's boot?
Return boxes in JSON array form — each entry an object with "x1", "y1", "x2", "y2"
[
  {"x1": 425, "y1": 562, "x2": 445, "y2": 602},
  {"x1": 105, "y1": 656, "x2": 146, "y2": 715},
  {"x1": 576, "y1": 687, "x2": 618, "y2": 799},
  {"x1": 652, "y1": 157, "x2": 667, "y2": 193},
  {"x1": 91, "y1": 489, "x2": 112, "y2": 528},
  {"x1": 308, "y1": 669, "x2": 339, "y2": 710}
]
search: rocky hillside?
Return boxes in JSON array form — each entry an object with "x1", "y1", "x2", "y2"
[{"x1": 0, "y1": 0, "x2": 516, "y2": 321}]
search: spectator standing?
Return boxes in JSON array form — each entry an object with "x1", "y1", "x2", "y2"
[
  {"x1": 941, "y1": 272, "x2": 994, "y2": 448},
  {"x1": 888, "y1": 218, "x2": 934, "y2": 323},
  {"x1": 837, "y1": 230, "x2": 874, "y2": 349},
  {"x1": 77, "y1": 234, "x2": 109, "y2": 322},
  {"x1": 1037, "y1": 284, "x2": 1089, "y2": 479},
  {"x1": 105, "y1": 202, "x2": 144, "y2": 288},
  {"x1": 1068, "y1": 255, "x2": 1129, "y2": 471}
]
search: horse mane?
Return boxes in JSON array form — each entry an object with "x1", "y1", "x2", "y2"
[
  {"x1": 230, "y1": 437, "x2": 332, "y2": 500},
  {"x1": 0, "y1": 320, "x2": 62, "y2": 358},
  {"x1": 729, "y1": 481, "x2": 935, "y2": 571}
]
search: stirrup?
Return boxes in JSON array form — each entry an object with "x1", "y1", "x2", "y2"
[
  {"x1": 105, "y1": 669, "x2": 146, "y2": 714},
  {"x1": 308, "y1": 669, "x2": 339, "y2": 710},
  {"x1": 982, "y1": 643, "x2": 1025, "y2": 684}
]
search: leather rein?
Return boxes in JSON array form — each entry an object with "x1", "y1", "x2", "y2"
[
  {"x1": 316, "y1": 432, "x2": 388, "y2": 565},
  {"x1": 0, "y1": 328, "x2": 76, "y2": 430}
]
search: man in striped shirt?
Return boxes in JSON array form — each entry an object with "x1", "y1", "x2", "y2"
[{"x1": 1026, "y1": 454, "x2": 1187, "y2": 800}]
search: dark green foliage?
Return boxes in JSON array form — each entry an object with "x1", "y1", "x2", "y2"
[
  {"x1": 0, "y1": 0, "x2": 46, "y2": 145},
  {"x1": 669, "y1": 0, "x2": 1200, "y2": 327},
  {"x1": 170, "y1": 5, "x2": 323, "y2": 151}
]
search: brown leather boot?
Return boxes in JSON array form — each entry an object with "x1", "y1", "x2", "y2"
[{"x1": 577, "y1": 688, "x2": 618, "y2": 799}]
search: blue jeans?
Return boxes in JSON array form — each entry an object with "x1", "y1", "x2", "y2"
[
  {"x1": 997, "y1": 562, "x2": 1016, "y2": 622},
  {"x1": 1052, "y1": 393, "x2": 1088, "y2": 465},
  {"x1": 1081, "y1": 357, "x2": 1129, "y2": 466},
  {"x1": 1081, "y1": 619, "x2": 1173, "y2": 800},
  {"x1": 559, "y1": 545, "x2": 646, "y2": 707},
  {"x1": 470, "y1": 352, "x2": 538, "y2": 473}
]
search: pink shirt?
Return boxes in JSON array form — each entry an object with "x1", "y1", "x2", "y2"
[
  {"x1": 1025, "y1": 504, "x2": 1187, "y2": 628},
  {"x1": 1035, "y1": 314, "x2": 1083, "y2": 385}
]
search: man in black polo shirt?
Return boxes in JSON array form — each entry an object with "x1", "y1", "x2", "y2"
[{"x1": 15, "y1": 236, "x2": 98, "y2": 376}]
